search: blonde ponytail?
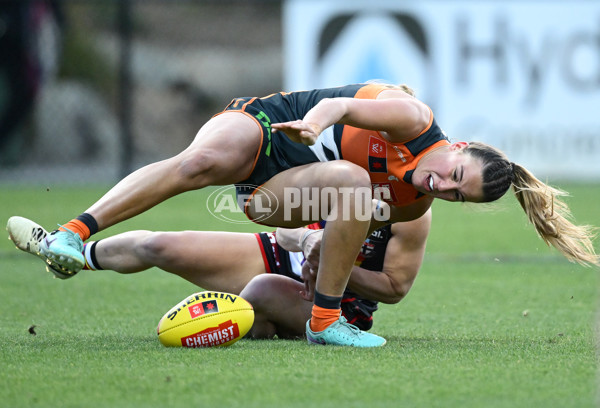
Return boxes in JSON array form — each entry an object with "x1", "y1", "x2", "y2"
[
  {"x1": 365, "y1": 80, "x2": 416, "y2": 97},
  {"x1": 398, "y1": 84, "x2": 415, "y2": 97},
  {"x1": 464, "y1": 142, "x2": 598, "y2": 267},
  {"x1": 511, "y1": 164, "x2": 598, "y2": 267}
]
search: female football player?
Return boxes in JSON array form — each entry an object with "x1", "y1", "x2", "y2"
[{"x1": 14, "y1": 82, "x2": 598, "y2": 347}]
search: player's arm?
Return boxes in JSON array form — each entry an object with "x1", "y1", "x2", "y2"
[
  {"x1": 271, "y1": 96, "x2": 430, "y2": 145},
  {"x1": 346, "y1": 209, "x2": 431, "y2": 304}
]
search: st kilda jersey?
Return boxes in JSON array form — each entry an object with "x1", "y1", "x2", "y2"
[
  {"x1": 221, "y1": 83, "x2": 450, "y2": 208},
  {"x1": 281, "y1": 222, "x2": 393, "y2": 277}
]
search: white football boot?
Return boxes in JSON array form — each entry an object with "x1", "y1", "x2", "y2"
[{"x1": 6, "y1": 216, "x2": 79, "y2": 279}]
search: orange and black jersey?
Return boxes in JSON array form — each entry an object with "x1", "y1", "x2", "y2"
[{"x1": 218, "y1": 83, "x2": 449, "y2": 207}]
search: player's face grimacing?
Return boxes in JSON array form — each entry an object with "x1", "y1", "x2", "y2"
[{"x1": 412, "y1": 142, "x2": 485, "y2": 203}]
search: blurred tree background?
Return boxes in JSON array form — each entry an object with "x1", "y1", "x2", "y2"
[{"x1": 0, "y1": 0, "x2": 282, "y2": 183}]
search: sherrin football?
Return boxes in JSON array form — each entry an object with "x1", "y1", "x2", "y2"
[{"x1": 157, "y1": 291, "x2": 254, "y2": 348}]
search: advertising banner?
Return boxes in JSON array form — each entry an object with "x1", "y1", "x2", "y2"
[{"x1": 284, "y1": 1, "x2": 600, "y2": 179}]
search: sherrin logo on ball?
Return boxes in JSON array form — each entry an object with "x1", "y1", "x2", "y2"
[{"x1": 157, "y1": 291, "x2": 254, "y2": 348}]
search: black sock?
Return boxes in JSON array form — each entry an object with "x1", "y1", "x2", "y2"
[
  {"x1": 76, "y1": 213, "x2": 99, "y2": 236},
  {"x1": 314, "y1": 290, "x2": 342, "y2": 309}
]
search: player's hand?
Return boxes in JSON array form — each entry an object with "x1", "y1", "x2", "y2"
[
  {"x1": 300, "y1": 262, "x2": 316, "y2": 301},
  {"x1": 300, "y1": 229, "x2": 323, "y2": 272},
  {"x1": 272, "y1": 120, "x2": 322, "y2": 146}
]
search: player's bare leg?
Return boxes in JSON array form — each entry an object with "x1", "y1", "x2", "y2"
[
  {"x1": 247, "y1": 161, "x2": 385, "y2": 347},
  {"x1": 86, "y1": 112, "x2": 261, "y2": 230},
  {"x1": 89, "y1": 230, "x2": 266, "y2": 294},
  {"x1": 37, "y1": 112, "x2": 262, "y2": 276},
  {"x1": 241, "y1": 274, "x2": 311, "y2": 339}
]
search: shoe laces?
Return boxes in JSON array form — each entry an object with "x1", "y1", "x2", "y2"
[
  {"x1": 55, "y1": 224, "x2": 84, "y2": 249},
  {"x1": 336, "y1": 316, "x2": 362, "y2": 336}
]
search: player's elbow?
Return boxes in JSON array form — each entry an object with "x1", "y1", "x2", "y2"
[{"x1": 382, "y1": 278, "x2": 415, "y2": 304}]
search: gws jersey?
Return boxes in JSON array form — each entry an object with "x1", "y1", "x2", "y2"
[{"x1": 219, "y1": 83, "x2": 449, "y2": 208}]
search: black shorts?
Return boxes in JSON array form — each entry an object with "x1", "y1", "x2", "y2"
[
  {"x1": 218, "y1": 86, "x2": 366, "y2": 205},
  {"x1": 254, "y1": 231, "x2": 379, "y2": 331},
  {"x1": 222, "y1": 97, "x2": 321, "y2": 206}
]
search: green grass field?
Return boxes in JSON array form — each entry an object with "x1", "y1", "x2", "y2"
[{"x1": 0, "y1": 183, "x2": 598, "y2": 408}]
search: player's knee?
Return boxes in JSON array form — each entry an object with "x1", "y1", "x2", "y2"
[
  {"x1": 175, "y1": 148, "x2": 217, "y2": 184},
  {"x1": 136, "y1": 232, "x2": 174, "y2": 264},
  {"x1": 239, "y1": 275, "x2": 271, "y2": 310},
  {"x1": 240, "y1": 275, "x2": 280, "y2": 339},
  {"x1": 328, "y1": 161, "x2": 371, "y2": 189}
]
